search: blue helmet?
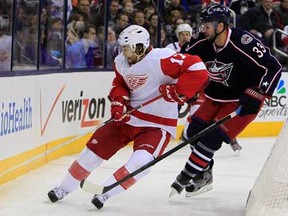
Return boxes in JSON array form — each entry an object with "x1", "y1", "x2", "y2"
[{"x1": 199, "y1": 3, "x2": 230, "y2": 25}]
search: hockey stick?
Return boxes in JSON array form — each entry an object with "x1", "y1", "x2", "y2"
[
  {"x1": 92, "y1": 94, "x2": 163, "y2": 128},
  {"x1": 46, "y1": 95, "x2": 163, "y2": 154},
  {"x1": 80, "y1": 108, "x2": 240, "y2": 194}
]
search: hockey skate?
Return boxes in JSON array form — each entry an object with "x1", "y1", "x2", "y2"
[
  {"x1": 185, "y1": 167, "x2": 213, "y2": 198},
  {"x1": 229, "y1": 139, "x2": 242, "y2": 152},
  {"x1": 47, "y1": 186, "x2": 69, "y2": 203},
  {"x1": 91, "y1": 194, "x2": 108, "y2": 210},
  {"x1": 169, "y1": 171, "x2": 192, "y2": 197}
]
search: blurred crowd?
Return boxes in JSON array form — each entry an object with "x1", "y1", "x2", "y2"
[{"x1": 0, "y1": 0, "x2": 287, "y2": 72}]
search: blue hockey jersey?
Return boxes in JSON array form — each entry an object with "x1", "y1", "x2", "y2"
[{"x1": 181, "y1": 28, "x2": 282, "y2": 102}]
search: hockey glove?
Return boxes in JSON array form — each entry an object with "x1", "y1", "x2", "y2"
[
  {"x1": 111, "y1": 97, "x2": 130, "y2": 126},
  {"x1": 159, "y1": 84, "x2": 187, "y2": 105},
  {"x1": 238, "y1": 87, "x2": 265, "y2": 117}
]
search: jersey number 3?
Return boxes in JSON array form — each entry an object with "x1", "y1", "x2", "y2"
[{"x1": 252, "y1": 42, "x2": 266, "y2": 58}]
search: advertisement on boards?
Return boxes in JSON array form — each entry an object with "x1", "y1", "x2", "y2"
[
  {"x1": 39, "y1": 72, "x2": 114, "y2": 142},
  {"x1": 0, "y1": 76, "x2": 38, "y2": 159}
]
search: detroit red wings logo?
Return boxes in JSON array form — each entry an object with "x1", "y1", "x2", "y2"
[
  {"x1": 125, "y1": 74, "x2": 148, "y2": 90},
  {"x1": 206, "y1": 60, "x2": 233, "y2": 87}
]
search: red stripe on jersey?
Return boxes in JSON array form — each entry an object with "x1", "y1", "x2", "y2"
[
  {"x1": 132, "y1": 109, "x2": 177, "y2": 127},
  {"x1": 68, "y1": 160, "x2": 90, "y2": 181},
  {"x1": 113, "y1": 166, "x2": 136, "y2": 190},
  {"x1": 189, "y1": 153, "x2": 209, "y2": 168}
]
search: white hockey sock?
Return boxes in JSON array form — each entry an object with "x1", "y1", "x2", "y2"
[
  {"x1": 60, "y1": 147, "x2": 104, "y2": 193},
  {"x1": 60, "y1": 172, "x2": 80, "y2": 193},
  {"x1": 102, "y1": 150, "x2": 154, "y2": 200}
]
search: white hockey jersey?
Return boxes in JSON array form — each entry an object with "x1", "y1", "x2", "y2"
[{"x1": 112, "y1": 47, "x2": 208, "y2": 138}]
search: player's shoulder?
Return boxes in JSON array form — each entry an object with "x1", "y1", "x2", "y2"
[
  {"x1": 114, "y1": 52, "x2": 125, "y2": 64},
  {"x1": 229, "y1": 28, "x2": 261, "y2": 52},
  {"x1": 165, "y1": 43, "x2": 177, "y2": 51},
  {"x1": 146, "y1": 47, "x2": 176, "y2": 59}
]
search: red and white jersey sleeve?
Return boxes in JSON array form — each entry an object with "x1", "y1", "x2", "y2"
[
  {"x1": 113, "y1": 48, "x2": 208, "y2": 138},
  {"x1": 160, "y1": 52, "x2": 208, "y2": 99}
]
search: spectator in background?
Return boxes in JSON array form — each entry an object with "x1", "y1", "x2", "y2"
[
  {"x1": 98, "y1": 26, "x2": 119, "y2": 69},
  {"x1": 66, "y1": 24, "x2": 102, "y2": 69},
  {"x1": 132, "y1": 10, "x2": 147, "y2": 28},
  {"x1": 147, "y1": 13, "x2": 158, "y2": 46},
  {"x1": 160, "y1": 28, "x2": 170, "y2": 47},
  {"x1": 0, "y1": 15, "x2": 12, "y2": 71},
  {"x1": 66, "y1": 19, "x2": 85, "y2": 45},
  {"x1": 229, "y1": 0, "x2": 257, "y2": 28},
  {"x1": 46, "y1": 17, "x2": 63, "y2": 62},
  {"x1": 274, "y1": 0, "x2": 288, "y2": 25},
  {"x1": 274, "y1": 0, "x2": 288, "y2": 58},
  {"x1": 165, "y1": 9, "x2": 185, "y2": 42},
  {"x1": 108, "y1": 0, "x2": 121, "y2": 26},
  {"x1": 143, "y1": 5, "x2": 156, "y2": 26},
  {"x1": 229, "y1": 0, "x2": 257, "y2": 15},
  {"x1": 40, "y1": 25, "x2": 61, "y2": 66},
  {"x1": 165, "y1": 0, "x2": 188, "y2": 23},
  {"x1": 106, "y1": 27, "x2": 118, "y2": 69},
  {"x1": 94, "y1": 0, "x2": 120, "y2": 28},
  {"x1": 112, "y1": 12, "x2": 130, "y2": 38},
  {"x1": 69, "y1": 0, "x2": 94, "y2": 25},
  {"x1": 20, "y1": 8, "x2": 39, "y2": 64},
  {"x1": 134, "y1": 0, "x2": 155, "y2": 11},
  {"x1": 121, "y1": 0, "x2": 134, "y2": 23},
  {"x1": 240, "y1": 0, "x2": 284, "y2": 47},
  {"x1": 185, "y1": 0, "x2": 203, "y2": 23},
  {"x1": 150, "y1": 28, "x2": 171, "y2": 48}
]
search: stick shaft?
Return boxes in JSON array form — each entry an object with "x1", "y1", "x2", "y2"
[{"x1": 81, "y1": 109, "x2": 239, "y2": 194}]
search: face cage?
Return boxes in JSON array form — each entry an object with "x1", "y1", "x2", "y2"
[
  {"x1": 118, "y1": 43, "x2": 148, "y2": 57},
  {"x1": 197, "y1": 21, "x2": 219, "y2": 33}
]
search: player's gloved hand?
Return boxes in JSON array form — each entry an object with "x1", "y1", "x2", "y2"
[
  {"x1": 159, "y1": 84, "x2": 187, "y2": 105},
  {"x1": 186, "y1": 92, "x2": 200, "y2": 105},
  {"x1": 238, "y1": 86, "x2": 265, "y2": 116},
  {"x1": 111, "y1": 97, "x2": 130, "y2": 126}
]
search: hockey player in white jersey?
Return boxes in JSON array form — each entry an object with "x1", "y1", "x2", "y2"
[
  {"x1": 166, "y1": 23, "x2": 193, "y2": 52},
  {"x1": 47, "y1": 25, "x2": 208, "y2": 210}
]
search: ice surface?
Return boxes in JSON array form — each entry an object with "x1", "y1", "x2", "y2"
[{"x1": 0, "y1": 137, "x2": 275, "y2": 216}]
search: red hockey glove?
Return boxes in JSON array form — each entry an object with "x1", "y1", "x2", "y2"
[
  {"x1": 159, "y1": 84, "x2": 187, "y2": 105},
  {"x1": 111, "y1": 97, "x2": 130, "y2": 126},
  {"x1": 238, "y1": 87, "x2": 265, "y2": 117}
]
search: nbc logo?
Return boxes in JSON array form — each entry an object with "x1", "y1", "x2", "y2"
[
  {"x1": 264, "y1": 79, "x2": 287, "y2": 108},
  {"x1": 276, "y1": 79, "x2": 286, "y2": 94},
  {"x1": 259, "y1": 79, "x2": 287, "y2": 119}
]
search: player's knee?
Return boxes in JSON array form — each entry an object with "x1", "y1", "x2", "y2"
[
  {"x1": 186, "y1": 118, "x2": 206, "y2": 139},
  {"x1": 125, "y1": 150, "x2": 154, "y2": 176},
  {"x1": 199, "y1": 129, "x2": 224, "y2": 151},
  {"x1": 187, "y1": 119, "x2": 225, "y2": 151},
  {"x1": 77, "y1": 147, "x2": 104, "y2": 171}
]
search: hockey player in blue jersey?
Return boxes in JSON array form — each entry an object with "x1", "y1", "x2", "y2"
[{"x1": 170, "y1": 3, "x2": 282, "y2": 198}]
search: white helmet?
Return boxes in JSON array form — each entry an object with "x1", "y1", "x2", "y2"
[
  {"x1": 118, "y1": 25, "x2": 150, "y2": 52},
  {"x1": 175, "y1": 24, "x2": 192, "y2": 40}
]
